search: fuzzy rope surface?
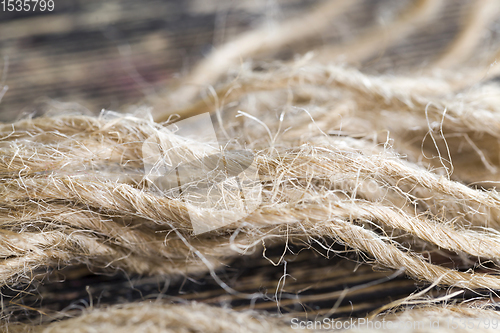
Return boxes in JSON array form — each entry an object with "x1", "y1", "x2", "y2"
[{"x1": 3, "y1": 62, "x2": 500, "y2": 295}]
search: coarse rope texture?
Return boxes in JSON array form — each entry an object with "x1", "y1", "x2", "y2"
[
  {"x1": 4, "y1": 0, "x2": 500, "y2": 331},
  {"x1": 3, "y1": 62, "x2": 500, "y2": 331}
]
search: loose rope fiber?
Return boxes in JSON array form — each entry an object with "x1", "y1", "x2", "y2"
[{"x1": 3, "y1": 61, "x2": 500, "y2": 330}]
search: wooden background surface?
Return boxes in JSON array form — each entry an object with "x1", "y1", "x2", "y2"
[
  {"x1": 0, "y1": 0, "x2": 485, "y2": 122},
  {"x1": 0, "y1": 0, "x2": 323, "y2": 121}
]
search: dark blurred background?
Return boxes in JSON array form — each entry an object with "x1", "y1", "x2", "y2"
[
  {"x1": 0, "y1": 0, "x2": 324, "y2": 121},
  {"x1": 1, "y1": 0, "x2": 487, "y2": 122}
]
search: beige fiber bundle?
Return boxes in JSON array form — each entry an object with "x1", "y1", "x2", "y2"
[
  {"x1": 3, "y1": 61, "x2": 500, "y2": 330},
  {"x1": 6, "y1": 0, "x2": 500, "y2": 331},
  {"x1": 2, "y1": 62, "x2": 500, "y2": 281}
]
